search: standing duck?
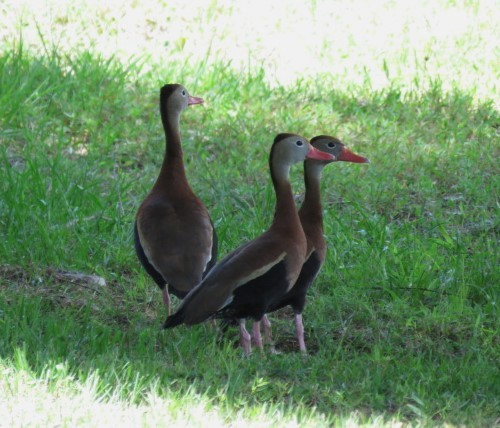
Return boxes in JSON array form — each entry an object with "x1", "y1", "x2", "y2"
[
  {"x1": 264, "y1": 135, "x2": 369, "y2": 352},
  {"x1": 164, "y1": 134, "x2": 335, "y2": 354},
  {"x1": 134, "y1": 83, "x2": 218, "y2": 316}
]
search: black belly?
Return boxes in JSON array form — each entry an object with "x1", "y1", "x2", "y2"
[
  {"x1": 267, "y1": 251, "x2": 322, "y2": 314},
  {"x1": 216, "y1": 260, "x2": 289, "y2": 321},
  {"x1": 133, "y1": 220, "x2": 166, "y2": 289}
]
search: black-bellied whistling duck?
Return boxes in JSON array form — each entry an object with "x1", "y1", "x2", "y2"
[
  {"x1": 164, "y1": 134, "x2": 335, "y2": 354},
  {"x1": 134, "y1": 83, "x2": 218, "y2": 316},
  {"x1": 263, "y1": 135, "x2": 369, "y2": 352}
]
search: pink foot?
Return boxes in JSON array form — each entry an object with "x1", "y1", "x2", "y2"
[
  {"x1": 295, "y1": 313, "x2": 307, "y2": 353},
  {"x1": 262, "y1": 314, "x2": 278, "y2": 353},
  {"x1": 162, "y1": 287, "x2": 171, "y2": 315},
  {"x1": 239, "y1": 320, "x2": 252, "y2": 355},
  {"x1": 252, "y1": 321, "x2": 264, "y2": 351}
]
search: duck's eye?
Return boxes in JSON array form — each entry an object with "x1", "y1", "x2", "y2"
[
  {"x1": 327, "y1": 142, "x2": 336, "y2": 148},
  {"x1": 181, "y1": 90, "x2": 186, "y2": 96},
  {"x1": 296, "y1": 140, "x2": 304, "y2": 147}
]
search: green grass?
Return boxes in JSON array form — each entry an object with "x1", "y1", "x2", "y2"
[{"x1": 1, "y1": 1, "x2": 499, "y2": 426}]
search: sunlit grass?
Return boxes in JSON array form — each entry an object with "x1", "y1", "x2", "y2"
[
  {"x1": 2, "y1": 0, "x2": 498, "y2": 101},
  {"x1": 0, "y1": 1, "x2": 499, "y2": 426},
  {"x1": 1, "y1": 353, "x2": 333, "y2": 427}
]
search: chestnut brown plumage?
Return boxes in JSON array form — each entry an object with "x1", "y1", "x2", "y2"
[
  {"x1": 134, "y1": 84, "x2": 217, "y2": 317},
  {"x1": 164, "y1": 134, "x2": 335, "y2": 354},
  {"x1": 263, "y1": 135, "x2": 369, "y2": 352}
]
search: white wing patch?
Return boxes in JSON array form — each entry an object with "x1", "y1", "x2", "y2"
[
  {"x1": 202, "y1": 228, "x2": 213, "y2": 274},
  {"x1": 233, "y1": 252, "x2": 287, "y2": 290},
  {"x1": 213, "y1": 252, "x2": 287, "y2": 312},
  {"x1": 305, "y1": 247, "x2": 316, "y2": 261},
  {"x1": 219, "y1": 294, "x2": 234, "y2": 311}
]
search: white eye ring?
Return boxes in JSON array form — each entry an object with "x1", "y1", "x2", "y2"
[
  {"x1": 181, "y1": 90, "x2": 186, "y2": 96},
  {"x1": 296, "y1": 140, "x2": 304, "y2": 147}
]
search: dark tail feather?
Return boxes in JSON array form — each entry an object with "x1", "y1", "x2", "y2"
[{"x1": 163, "y1": 310, "x2": 185, "y2": 329}]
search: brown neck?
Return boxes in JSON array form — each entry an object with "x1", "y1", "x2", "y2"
[
  {"x1": 154, "y1": 108, "x2": 189, "y2": 190},
  {"x1": 299, "y1": 162, "x2": 324, "y2": 225},
  {"x1": 270, "y1": 160, "x2": 302, "y2": 232}
]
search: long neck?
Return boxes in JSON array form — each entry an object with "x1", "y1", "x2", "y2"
[
  {"x1": 299, "y1": 161, "x2": 324, "y2": 225},
  {"x1": 270, "y1": 159, "x2": 301, "y2": 230},
  {"x1": 155, "y1": 106, "x2": 188, "y2": 187}
]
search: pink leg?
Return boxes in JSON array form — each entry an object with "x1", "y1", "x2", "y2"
[
  {"x1": 295, "y1": 313, "x2": 307, "y2": 353},
  {"x1": 239, "y1": 320, "x2": 252, "y2": 355},
  {"x1": 262, "y1": 315, "x2": 277, "y2": 352},
  {"x1": 252, "y1": 321, "x2": 264, "y2": 351},
  {"x1": 162, "y1": 287, "x2": 171, "y2": 315}
]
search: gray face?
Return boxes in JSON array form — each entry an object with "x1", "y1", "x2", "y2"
[
  {"x1": 274, "y1": 135, "x2": 312, "y2": 167},
  {"x1": 311, "y1": 137, "x2": 343, "y2": 162},
  {"x1": 166, "y1": 85, "x2": 190, "y2": 114}
]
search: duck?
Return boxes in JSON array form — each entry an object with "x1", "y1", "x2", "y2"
[
  {"x1": 164, "y1": 133, "x2": 335, "y2": 354},
  {"x1": 263, "y1": 135, "x2": 369, "y2": 352},
  {"x1": 134, "y1": 83, "x2": 218, "y2": 316}
]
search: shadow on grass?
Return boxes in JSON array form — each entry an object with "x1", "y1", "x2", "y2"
[
  {"x1": 1, "y1": 50, "x2": 499, "y2": 425},
  {"x1": 0, "y1": 264, "x2": 498, "y2": 426}
]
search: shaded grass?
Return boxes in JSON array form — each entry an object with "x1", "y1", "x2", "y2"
[{"x1": 0, "y1": 45, "x2": 499, "y2": 426}]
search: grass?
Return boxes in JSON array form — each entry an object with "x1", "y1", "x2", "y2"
[{"x1": 1, "y1": 1, "x2": 499, "y2": 426}]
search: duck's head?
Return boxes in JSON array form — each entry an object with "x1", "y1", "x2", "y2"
[
  {"x1": 160, "y1": 83, "x2": 204, "y2": 116},
  {"x1": 270, "y1": 134, "x2": 335, "y2": 180},
  {"x1": 309, "y1": 135, "x2": 369, "y2": 164},
  {"x1": 271, "y1": 133, "x2": 335, "y2": 166}
]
